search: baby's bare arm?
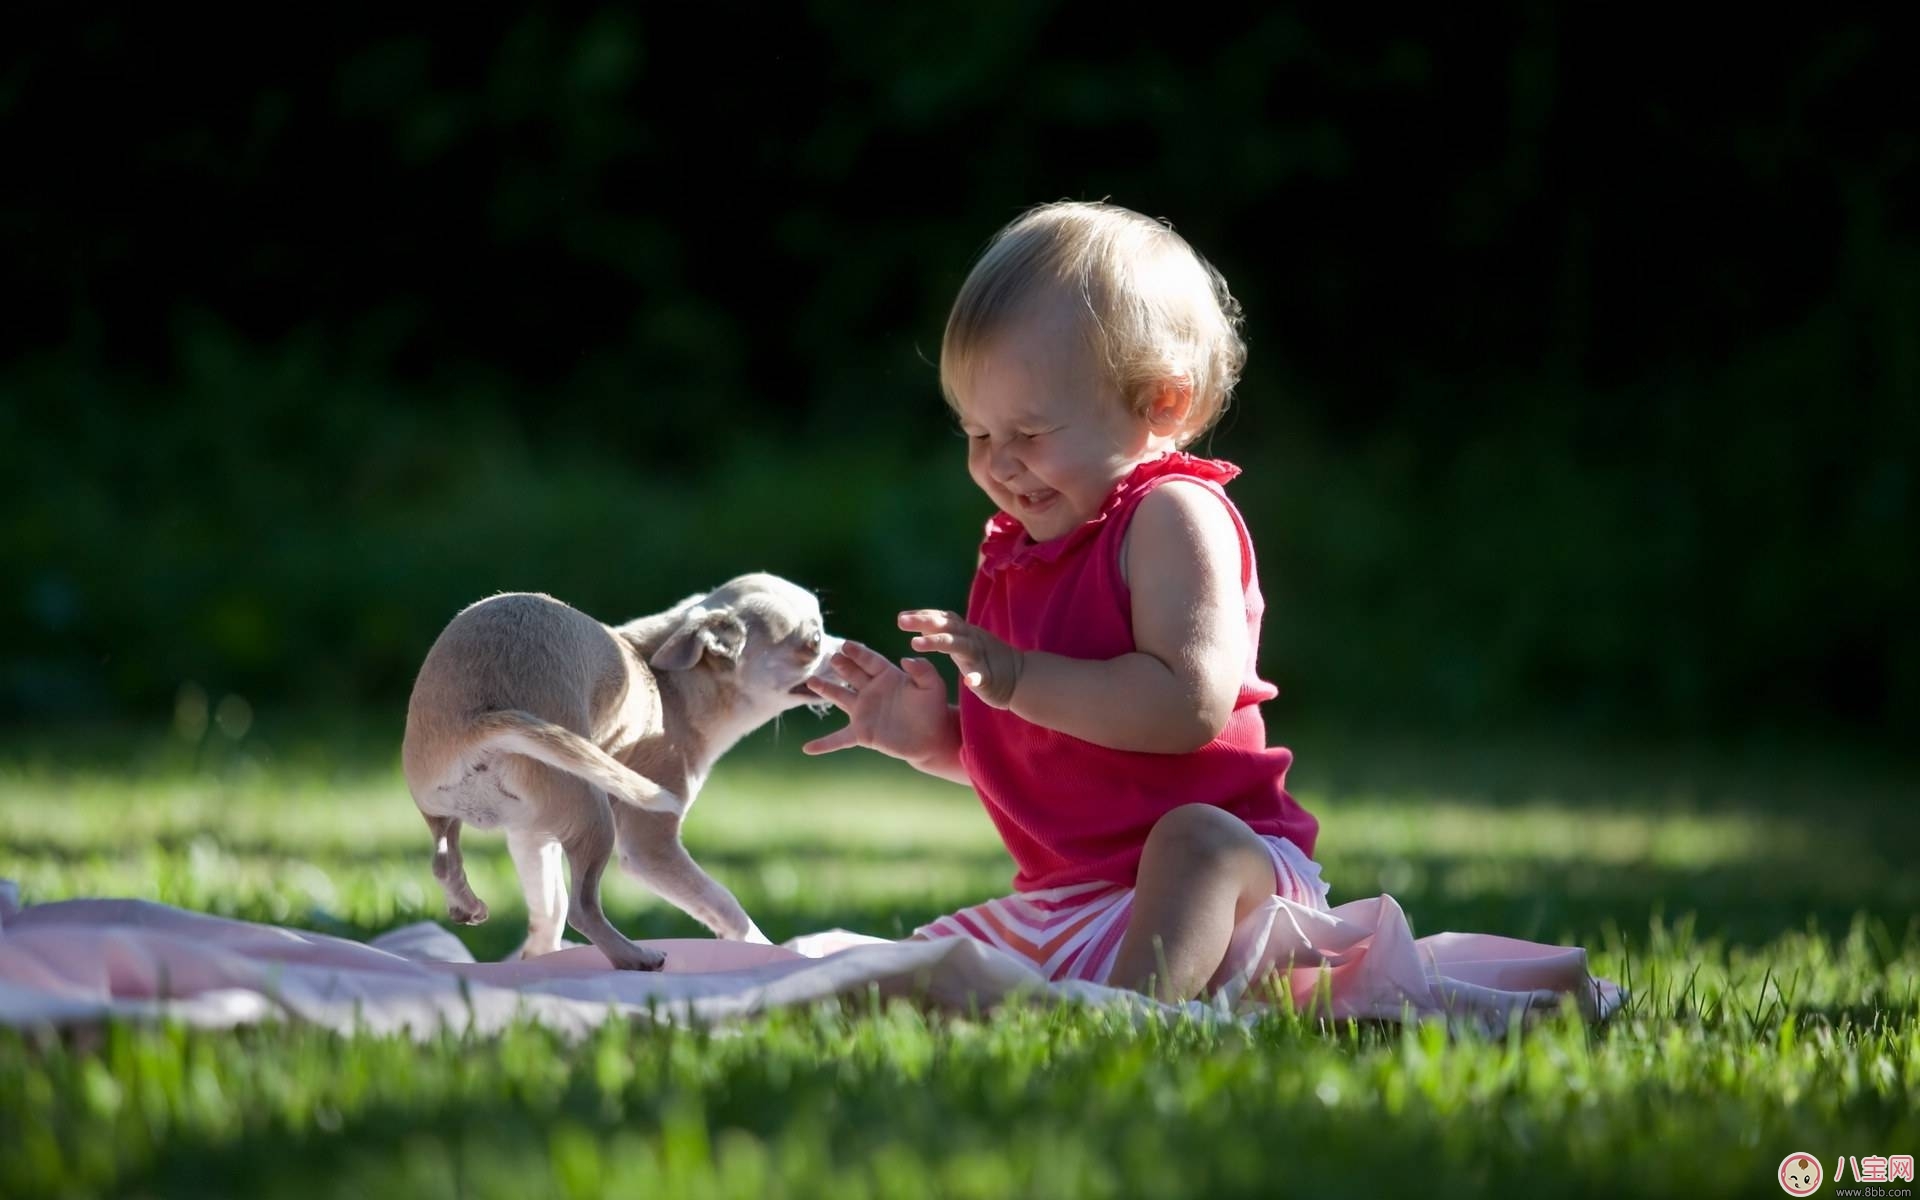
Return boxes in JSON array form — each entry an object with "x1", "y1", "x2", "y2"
[{"x1": 903, "y1": 482, "x2": 1248, "y2": 754}]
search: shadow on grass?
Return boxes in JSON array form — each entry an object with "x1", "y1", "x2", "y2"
[
  {"x1": 71, "y1": 1006, "x2": 1917, "y2": 1200},
  {"x1": 101, "y1": 1079, "x2": 1451, "y2": 1200}
]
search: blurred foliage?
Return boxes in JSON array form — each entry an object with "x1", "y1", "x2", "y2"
[{"x1": 0, "y1": 6, "x2": 1913, "y2": 739}]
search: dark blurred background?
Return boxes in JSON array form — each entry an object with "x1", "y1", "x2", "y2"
[{"x1": 2, "y1": 6, "x2": 1913, "y2": 746}]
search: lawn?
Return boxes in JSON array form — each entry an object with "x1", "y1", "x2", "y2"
[{"x1": 2, "y1": 713, "x2": 1915, "y2": 1199}]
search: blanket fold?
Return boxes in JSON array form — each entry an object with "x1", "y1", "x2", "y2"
[{"x1": 0, "y1": 881, "x2": 1621, "y2": 1037}]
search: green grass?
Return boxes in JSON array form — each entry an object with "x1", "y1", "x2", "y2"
[{"x1": 2, "y1": 713, "x2": 1916, "y2": 1199}]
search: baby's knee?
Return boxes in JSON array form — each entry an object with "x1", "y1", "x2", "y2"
[{"x1": 1142, "y1": 804, "x2": 1265, "y2": 871}]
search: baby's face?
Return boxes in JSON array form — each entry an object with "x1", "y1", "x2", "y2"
[{"x1": 952, "y1": 297, "x2": 1164, "y2": 542}]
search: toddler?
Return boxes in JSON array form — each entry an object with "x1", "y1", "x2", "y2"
[{"x1": 804, "y1": 201, "x2": 1327, "y2": 1001}]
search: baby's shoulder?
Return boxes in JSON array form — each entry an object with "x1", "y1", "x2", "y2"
[
  {"x1": 1130, "y1": 477, "x2": 1240, "y2": 539},
  {"x1": 1120, "y1": 479, "x2": 1247, "y2": 580}
]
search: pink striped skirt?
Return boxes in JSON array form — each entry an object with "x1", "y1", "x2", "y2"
[{"x1": 914, "y1": 836, "x2": 1330, "y2": 985}]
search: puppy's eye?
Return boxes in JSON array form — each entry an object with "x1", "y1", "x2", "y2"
[{"x1": 803, "y1": 628, "x2": 822, "y2": 652}]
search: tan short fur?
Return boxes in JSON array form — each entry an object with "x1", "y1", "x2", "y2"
[{"x1": 401, "y1": 573, "x2": 838, "y2": 970}]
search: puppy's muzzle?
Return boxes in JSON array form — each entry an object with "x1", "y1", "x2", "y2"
[{"x1": 792, "y1": 635, "x2": 847, "y2": 703}]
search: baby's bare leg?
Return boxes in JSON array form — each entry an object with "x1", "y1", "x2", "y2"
[{"x1": 1108, "y1": 805, "x2": 1277, "y2": 1002}]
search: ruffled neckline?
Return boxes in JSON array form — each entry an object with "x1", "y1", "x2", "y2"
[{"x1": 978, "y1": 452, "x2": 1242, "y2": 573}]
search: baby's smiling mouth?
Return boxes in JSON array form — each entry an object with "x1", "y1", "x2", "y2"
[{"x1": 1017, "y1": 489, "x2": 1058, "y2": 509}]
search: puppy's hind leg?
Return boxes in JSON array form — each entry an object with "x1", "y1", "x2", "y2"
[
  {"x1": 507, "y1": 830, "x2": 569, "y2": 959},
  {"x1": 425, "y1": 814, "x2": 488, "y2": 925},
  {"x1": 550, "y1": 781, "x2": 665, "y2": 971}
]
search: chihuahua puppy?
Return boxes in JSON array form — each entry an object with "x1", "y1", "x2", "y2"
[{"x1": 401, "y1": 573, "x2": 840, "y2": 970}]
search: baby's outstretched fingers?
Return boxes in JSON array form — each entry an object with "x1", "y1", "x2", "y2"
[
  {"x1": 899, "y1": 657, "x2": 945, "y2": 690},
  {"x1": 895, "y1": 612, "x2": 1022, "y2": 709},
  {"x1": 796, "y1": 644, "x2": 959, "y2": 766},
  {"x1": 802, "y1": 723, "x2": 861, "y2": 756},
  {"x1": 804, "y1": 675, "x2": 855, "y2": 712},
  {"x1": 896, "y1": 609, "x2": 966, "y2": 635},
  {"x1": 833, "y1": 639, "x2": 894, "y2": 682}
]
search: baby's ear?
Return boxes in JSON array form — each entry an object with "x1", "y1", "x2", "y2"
[
  {"x1": 1144, "y1": 377, "x2": 1195, "y2": 435},
  {"x1": 650, "y1": 608, "x2": 748, "y2": 671}
]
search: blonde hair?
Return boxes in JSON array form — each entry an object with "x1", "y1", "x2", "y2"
[{"x1": 940, "y1": 201, "x2": 1247, "y2": 446}]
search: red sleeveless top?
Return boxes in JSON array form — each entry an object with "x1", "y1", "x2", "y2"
[{"x1": 958, "y1": 453, "x2": 1319, "y2": 892}]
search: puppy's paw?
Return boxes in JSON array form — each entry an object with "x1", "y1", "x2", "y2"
[
  {"x1": 448, "y1": 898, "x2": 489, "y2": 925},
  {"x1": 606, "y1": 943, "x2": 667, "y2": 971}
]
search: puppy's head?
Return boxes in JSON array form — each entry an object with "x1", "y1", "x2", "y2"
[{"x1": 648, "y1": 573, "x2": 839, "y2": 709}]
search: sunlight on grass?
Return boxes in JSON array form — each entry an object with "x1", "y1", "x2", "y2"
[
  {"x1": 6, "y1": 735, "x2": 1915, "y2": 944},
  {"x1": 1326, "y1": 799, "x2": 1794, "y2": 868},
  {"x1": 0, "y1": 751, "x2": 1014, "y2": 941}
]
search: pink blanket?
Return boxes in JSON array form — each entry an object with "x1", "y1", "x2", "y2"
[{"x1": 0, "y1": 880, "x2": 1621, "y2": 1037}]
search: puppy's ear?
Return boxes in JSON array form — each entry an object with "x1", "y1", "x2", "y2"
[
  {"x1": 695, "y1": 611, "x2": 748, "y2": 666},
  {"x1": 650, "y1": 608, "x2": 748, "y2": 671}
]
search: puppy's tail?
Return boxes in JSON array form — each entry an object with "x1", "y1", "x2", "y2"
[{"x1": 467, "y1": 709, "x2": 684, "y2": 814}]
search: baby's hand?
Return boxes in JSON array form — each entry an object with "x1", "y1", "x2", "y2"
[
  {"x1": 897, "y1": 610, "x2": 1023, "y2": 709},
  {"x1": 802, "y1": 640, "x2": 955, "y2": 765}
]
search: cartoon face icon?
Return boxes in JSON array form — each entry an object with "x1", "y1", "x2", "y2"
[{"x1": 1778, "y1": 1153, "x2": 1823, "y2": 1196}]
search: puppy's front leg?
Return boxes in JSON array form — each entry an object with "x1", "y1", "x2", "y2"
[
  {"x1": 614, "y1": 808, "x2": 766, "y2": 942},
  {"x1": 425, "y1": 814, "x2": 488, "y2": 925}
]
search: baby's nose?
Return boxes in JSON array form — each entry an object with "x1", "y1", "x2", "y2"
[{"x1": 989, "y1": 443, "x2": 1023, "y2": 481}]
